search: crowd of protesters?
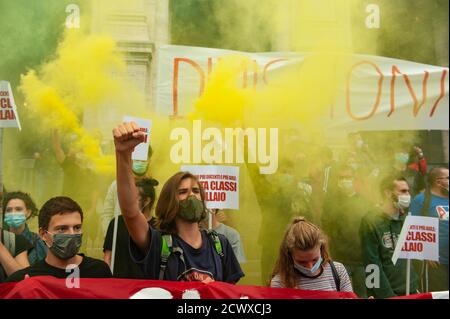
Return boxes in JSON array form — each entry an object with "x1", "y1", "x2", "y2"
[{"x1": 0, "y1": 124, "x2": 448, "y2": 299}]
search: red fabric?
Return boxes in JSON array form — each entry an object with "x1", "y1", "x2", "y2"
[
  {"x1": 390, "y1": 293, "x2": 433, "y2": 299},
  {"x1": 408, "y1": 157, "x2": 427, "y2": 175},
  {"x1": 0, "y1": 276, "x2": 433, "y2": 299}
]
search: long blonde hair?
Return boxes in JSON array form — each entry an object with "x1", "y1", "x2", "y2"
[{"x1": 270, "y1": 216, "x2": 331, "y2": 288}]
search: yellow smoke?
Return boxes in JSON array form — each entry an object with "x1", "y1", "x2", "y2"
[
  {"x1": 189, "y1": 55, "x2": 255, "y2": 125},
  {"x1": 4, "y1": 0, "x2": 429, "y2": 285},
  {"x1": 184, "y1": 0, "x2": 421, "y2": 286},
  {"x1": 19, "y1": 30, "x2": 128, "y2": 176}
]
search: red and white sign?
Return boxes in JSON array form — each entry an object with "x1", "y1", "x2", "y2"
[
  {"x1": 436, "y1": 205, "x2": 449, "y2": 220},
  {"x1": 0, "y1": 81, "x2": 21, "y2": 129},
  {"x1": 123, "y1": 116, "x2": 152, "y2": 161},
  {"x1": 180, "y1": 165, "x2": 239, "y2": 209},
  {"x1": 392, "y1": 215, "x2": 440, "y2": 265}
]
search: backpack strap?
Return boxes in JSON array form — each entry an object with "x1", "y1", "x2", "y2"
[
  {"x1": 329, "y1": 261, "x2": 341, "y2": 292},
  {"x1": 159, "y1": 231, "x2": 225, "y2": 280},
  {"x1": 207, "y1": 229, "x2": 224, "y2": 259},
  {"x1": 160, "y1": 234, "x2": 187, "y2": 280},
  {"x1": 159, "y1": 234, "x2": 173, "y2": 280}
]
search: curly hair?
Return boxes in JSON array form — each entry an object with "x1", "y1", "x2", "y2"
[{"x1": 2, "y1": 191, "x2": 38, "y2": 220}]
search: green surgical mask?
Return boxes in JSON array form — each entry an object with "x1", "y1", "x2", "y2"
[
  {"x1": 132, "y1": 161, "x2": 148, "y2": 176},
  {"x1": 178, "y1": 195, "x2": 205, "y2": 223},
  {"x1": 46, "y1": 232, "x2": 82, "y2": 260}
]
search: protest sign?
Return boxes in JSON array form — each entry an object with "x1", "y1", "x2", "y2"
[
  {"x1": 0, "y1": 81, "x2": 21, "y2": 129},
  {"x1": 180, "y1": 165, "x2": 239, "y2": 210},
  {"x1": 123, "y1": 116, "x2": 152, "y2": 161},
  {"x1": 392, "y1": 215, "x2": 440, "y2": 265}
]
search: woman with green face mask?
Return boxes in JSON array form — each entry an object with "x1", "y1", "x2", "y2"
[
  {"x1": 113, "y1": 122, "x2": 244, "y2": 283},
  {"x1": 2, "y1": 192, "x2": 48, "y2": 264}
]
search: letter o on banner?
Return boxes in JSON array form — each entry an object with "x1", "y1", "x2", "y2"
[
  {"x1": 129, "y1": 288, "x2": 173, "y2": 299},
  {"x1": 346, "y1": 61, "x2": 384, "y2": 120}
]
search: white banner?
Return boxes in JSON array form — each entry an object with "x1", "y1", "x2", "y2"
[
  {"x1": 180, "y1": 165, "x2": 239, "y2": 210},
  {"x1": 123, "y1": 116, "x2": 152, "y2": 161},
  {"x1": 154, "y1": 45, "x2": 449, "y2": 131},
  {"x1": 392, "y1": 215, "x2": 440, "y2": 265},
  {"x1": 0, "y1": 81, "x2": 21, "y2": 129}
]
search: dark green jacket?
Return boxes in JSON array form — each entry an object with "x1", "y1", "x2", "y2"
[
  {"x1": 359, "y1": 209, "x2": 419, "y2": 298},
  {"x1": 322, "y1": 191, "x2": 369, "y2": 265}
]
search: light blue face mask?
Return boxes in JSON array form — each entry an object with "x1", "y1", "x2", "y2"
[
  {"x1": 132, "y1": 160, "x2": 148, "y2": 176},
  {"x1": 293, "y1": 256, "x2": 323, "y2": 276},
  {"x1": 280, "y1": 174, "x2": 294, "y2": 185},
  {"x1": 395, "y1": 152, "x2": 410, "y2": 164},
  {"x1": 4, "y1": 212, "x2": 27, "y2": 228}
]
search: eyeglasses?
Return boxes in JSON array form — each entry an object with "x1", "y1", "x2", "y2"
[{"x1": 437, "y1": 177, "x2": 449, "y2": 180}]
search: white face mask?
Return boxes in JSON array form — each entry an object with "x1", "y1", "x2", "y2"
[
  {"x1": 338, "y1": 179, "x2": 354, "y2": 190},
  {"x1": 395, "y1": 194, "x2": 411, "y2": 209}
]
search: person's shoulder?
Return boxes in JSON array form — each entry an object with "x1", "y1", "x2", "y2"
[
  {"x1": 78, "y1": 255, "x2": 112, "y2": 277},
  {"x1": 219, "y1": 223, "x2": 240, "y2": 237},
  {"x1": 201, "y1": 229, "x2": 230, "y2": 250},
  {"x1": 80, "y1": 255, "x2": 110, "y2": 272},
  {"x1": 82, "y1": 255, "x2": 108, "y2": 265},
  {"x1": 361, "y1": 208, "x2": 383, "y2": 223},
  {"x1": 270, "y1": 274, "x2": 283, "y2": 287},
  {"x1": 208, "y1": 229, "x2": 230, "y2": 244},
  {"x1": 330, "y1": 261, "x2": 347, "y2": 273},
  {"x1": 431, "y1": 193, "x2": 449, "y2": 203},
  {"x1": 413, "y1": 192, "x2": 425, "y2": 202}
]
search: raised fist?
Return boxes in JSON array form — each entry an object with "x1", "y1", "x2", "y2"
[
  {"x1": 112, "y1": 122, "x2": 146, "y2": 154},
  {"x1": 414, "y1": 146, "x2": 424, "y2": 158}
]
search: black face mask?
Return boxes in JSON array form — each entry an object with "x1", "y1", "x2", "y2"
[
  {"x1": 178, "y1": 195, "x2": 205, "y2": 223},
  {"x1": 46, "y1": 232, "x2": 82, "y2": 260}
]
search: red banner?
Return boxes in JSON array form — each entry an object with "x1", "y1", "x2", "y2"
[{"x1": 0, "y1": 276, "x2": 437, "y2": 299}]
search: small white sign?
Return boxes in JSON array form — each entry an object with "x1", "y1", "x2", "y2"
[
  {"x1": 0, "y1": 81, "x2": 21, "y2": 130},
  {"x1": 123, "y1": 116, "x2": 152, "y2": 161},
  {"x1": 180, "y1": 165, "x2": 239, "y2": 210},
  {"x1": 392, "y1": 215, "x2": 440, "y2": 265}
]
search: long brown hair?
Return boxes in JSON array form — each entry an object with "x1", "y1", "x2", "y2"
[
  {"x1": 154, "y1": 171, "x2": 207, "y2": 234},
  {"x1": 270, "y1": 216, "x2": 331, "y2": 288}
]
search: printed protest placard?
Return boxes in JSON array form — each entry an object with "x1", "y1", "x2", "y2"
[
  {"x1": 0, "y1": 81, "x2": 21, "y2": 129},
  {"x1": 180, "y1": 165, "x2": 239, "y2": 209},
  {"x1": 392, "y1": 215, "x2": 440, "y2": 265},
  {"x1": 123, "y1": 116, "x2": 152, "y2": 161}
]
